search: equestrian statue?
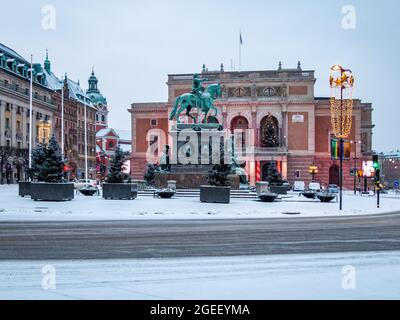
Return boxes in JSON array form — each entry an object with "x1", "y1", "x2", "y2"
[{"x1": 169, "y1": 73, "x2": 222, "y2": 123}]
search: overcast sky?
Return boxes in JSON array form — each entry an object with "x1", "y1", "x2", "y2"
[{"x1": 1, "y1": 0, "x2": 399, "y2": 152}]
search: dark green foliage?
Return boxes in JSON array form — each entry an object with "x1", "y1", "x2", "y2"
[
  {"x1": 265, "y1": 161, "x2": 283, "y2": 185},
  {"x1": 207, "y1": 164, "x2": 231, "y2": 187},
  {"x1": 144, "y1": 163, "x2": 159, "y2": 185},
  {"x1": 107, "y1": 146, "x2": 129, "y2": 183},
  {"x1": 30, "y1": 136, "x2": 66, "y2": 182}
]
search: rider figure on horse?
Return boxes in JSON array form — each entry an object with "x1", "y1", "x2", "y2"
[{"x1": 192, "y1": 73, "x2": 208, "y2": 101}]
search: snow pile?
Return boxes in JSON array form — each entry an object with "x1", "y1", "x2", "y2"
[{"x1": 0, "y1": 185, "x2": 400, "y2": 221}]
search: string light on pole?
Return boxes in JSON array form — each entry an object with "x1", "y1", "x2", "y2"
[{"x1": 329, "y1": 65, "x2": 355, "y2": 211}]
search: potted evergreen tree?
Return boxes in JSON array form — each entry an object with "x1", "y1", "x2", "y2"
[
  {"x1": 265, "y1": 162, "x2": 287, "y2": 195},
  {"x1": 200, "y1": 164, "x2": 231, "y2": 204},
  {"x1": 30, "y1": 136, "x2": 74, "y2": 201},
  {"x1": 102, "y1": 146, "x2": 137, "y2": 200}
]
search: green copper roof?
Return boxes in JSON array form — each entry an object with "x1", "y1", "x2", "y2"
[
  {"x1": 87, "y1": 69, "x2": 107, "y2": 105},
  {"x1": 44, "y1": 49, "x2": 51, "y2": 73}
]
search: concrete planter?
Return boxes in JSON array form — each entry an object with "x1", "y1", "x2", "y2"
[
  {"x1": 156, "y1": 190, "x2": 176, "y2": 199},
  {"x1": 79, "y1": 188, "x2": 98, "y2": 196},
  {"x1": 269, "y1": 185, "x2": 288, "y2": 195},
  {"x1": 258, "y1": 193, "x2": 278, "y2": 203},
  {"x1": 18, "y1": 181, "x2": 31, "y2": 197},
  {"x1": 302, "y1": 191, "x2": 317, "y2": 199},
  {"x1": 200, "y1": 185, "x2": 230, "y2": 204},
  {"x1": 103, "y1": 183, "x2": 138, "y2": 200},
  {"x1": 31, "y1": 183, "x2": 74, "y2": 201},
  {"x1": 317, "y1": 193, "x2": 336, "y2": 203},
  {"x1": 256, "y1": 182, "x2": 269, "y2": 196}
]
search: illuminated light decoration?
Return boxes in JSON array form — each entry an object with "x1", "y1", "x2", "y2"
[
  {"x1": 329, "y1": 65, "x2": 355, "y2": 211},
  {"x1": 37, "y1": 120, "x2": 52, "y2": 144},
  {"x1": 362, "y1": 161, "x2": 375, "y2": 178},
  {"x1": 308, "y1": 165, "x2": 319, "y2": 175},
  {"x1": 308, "y1": 163, "x2": 319, "y2": 181},
  {"x1": 329, "y1": 66, "x2": 355, "y2": 139}
]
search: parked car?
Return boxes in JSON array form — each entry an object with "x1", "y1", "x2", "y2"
[
  {"x1": 327, "y1": 184, "x2": 339, "y2": 194},
  {"x1": 74, "y1": 179, "x2": 97, "y2": 190},
  {"x1": 308, "y1": 182, "x2": 321, "y2": 192},
  {"x1": 293, "y1": 181, "x2": 305, "y2": 192}
]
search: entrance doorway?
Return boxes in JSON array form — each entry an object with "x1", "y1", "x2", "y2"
[{"x1": 329, "y1": 164, "x2": 340, "y2": 185}]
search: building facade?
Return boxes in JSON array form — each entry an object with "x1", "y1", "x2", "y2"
[
  {"x1": 379, "y1": 152, "x2": 400, "y2": 188},
  {"x1": 43, "y1": 53, "x2": 98, "y2": 179},
  {"x1": 129, "y1": 63, "x2": 374, "y2": 189},
  {"x1": 0, "y1": 44, "x2": 55, "y2": 182},
  {"x1": 0, "y1": 43, "x2": 104, "y2": 182}
]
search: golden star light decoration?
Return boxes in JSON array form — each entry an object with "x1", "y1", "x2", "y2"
[{"x1": 329, "y1": 65, "x2": 355, "y2": 139}]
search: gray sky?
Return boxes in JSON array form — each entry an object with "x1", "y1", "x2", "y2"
[{"x1": 1, "y1": 0, "x2": 399, "y2": 152}]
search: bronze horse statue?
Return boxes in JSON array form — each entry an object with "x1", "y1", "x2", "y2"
[{"x1": 169, "y1": 83, "x2": 222, "y2": 123}]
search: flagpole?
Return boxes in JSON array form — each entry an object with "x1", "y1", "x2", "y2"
[
  {"x1": 28, "y1": 55, "x2": 33, "y2": 169},
  {"x1": 84, "y1": 98, "x2": 88, "y2": 182},
  {"x1": 61, "y1": 78, "x2": 64, "y2": 158},
  {"x1": 239, "y1": 30, "x2": 242, "y2": 72}
]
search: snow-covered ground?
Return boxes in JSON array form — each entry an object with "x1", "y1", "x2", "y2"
[
  {"x1": 1, "y1": 185, "x2": 400, "y2": 221},
  {"x1": 1, "y1": 251, "x2": 399, "y2": 300}
]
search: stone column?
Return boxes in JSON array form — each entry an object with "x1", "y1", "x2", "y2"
[
  {"x1": 11, "y1": 104, "x2": 17, "y2": 148},
  {"x1": 22, "y1": 107, "x2": 27, "y2": 149},
  {"x1": 222, "y1": 105, "x2": 228, "y2": 129},
  {"x1": 251, "y1": 106, "x2": 258, "y2": 148},
  {"x1": 249, "y1": 160, "x2": 256, "y2": 186},
  {"x1": 0, "y1": 103, "x2": 5, "y2": 146}
]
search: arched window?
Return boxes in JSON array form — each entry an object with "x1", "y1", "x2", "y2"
[
  {"x1": 231, "y1": 116, "x2": 249, "y2": 153},
  {"x1": 260, "y1": 115, "x2": 279, "y2": 147}
]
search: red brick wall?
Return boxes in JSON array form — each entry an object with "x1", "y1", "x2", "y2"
[
  {"x1": 135, "y1": 118, "x2": 169, "y2": 153},
  {"x1": 288, "y1": 112, "x2": 308, "y2": 150}
]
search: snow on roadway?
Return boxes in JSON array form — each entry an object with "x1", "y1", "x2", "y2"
[
  {"x1": 1, "y1": 251, "x2": 399, "y2": 300},
  {"x1": 1, "y1": 185, "x2": 400, "y2": 221}
]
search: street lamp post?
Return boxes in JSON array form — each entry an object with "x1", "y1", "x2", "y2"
[
  {"x1": 351, "y1": 140, "x2": 361, "y2": 195},
  {"x1": 309, "y1": 164, "x2": 318, "y2": 182},
  {"x1": 330, "y1": 65, "x2": 355, "y2": 211},
  {"x1": 28, "y1": 55, "x2": 33, "y2": 170}
]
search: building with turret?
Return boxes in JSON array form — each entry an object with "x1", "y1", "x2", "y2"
[{"x1": 86, "y1": 69, "x2": 108, "y2": 132}]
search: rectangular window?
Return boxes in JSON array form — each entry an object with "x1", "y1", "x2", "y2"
[
  {"x1": 5, "y1": 118, "x2": 10, "y2": 129},
  {"x1": 151, "y1": 119, "x2": 158, "y2": 127}
]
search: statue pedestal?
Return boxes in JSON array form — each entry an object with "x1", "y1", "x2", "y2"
[{"x1": 155, "y1": 124, "x2": 240, "y2": 189}]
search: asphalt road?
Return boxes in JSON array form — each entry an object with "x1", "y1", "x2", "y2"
[{"x1": 1, "y1": 213, "x2": 400, "y2": 260}]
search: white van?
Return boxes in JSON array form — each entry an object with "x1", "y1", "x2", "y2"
[
  {"x1": 293, "y1": 181, "x2": 305, "y2": 191},
  {"x1": 308, "y1": 182, "x2": 321, "y2": 192}
]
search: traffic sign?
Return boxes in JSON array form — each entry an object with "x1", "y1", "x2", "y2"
[{"x1": 394, "y1": 180, "x2": 399, "y2": 189}]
